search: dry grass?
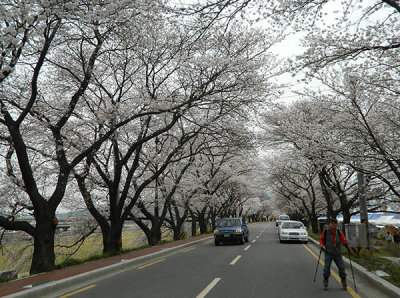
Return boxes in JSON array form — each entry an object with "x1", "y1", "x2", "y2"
[
  {"x1": 0, "y1": 227, "x2": 176, "y2": 277},
  {"x1": 0, "y1": 237, "x2": 33, "y2": 277}
]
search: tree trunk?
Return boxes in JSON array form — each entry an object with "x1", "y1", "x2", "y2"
[
  {"x1": 189, "y1": 210, "x2": 197, "y2": 236},
  {"x1": 191, "y1": 219, "x2": 197, "y2": 237},
  {"x1": 101, "y1": 223, "x2": 123, "y2": 254},
  {"x1": 146, "y1": 224, "x2": 162, "y2": 246},
  {"x1": 173, "y1": 218, "x2": 186, "y2": 241},
  {"x1": 30, "y1": 218, "x2": 56, "y2": 274},
  {"x1": 211, "y1": 216, "x2": 216, "y2": 230},
  {"x1": 342, "y1": 208, "x2": 351, "y2": 225},
  {"x1": 311, "y1": 216, "x2": 319, "y2": 234},
  {"x1": 173, "y1": 226, "x2": 180, "y2": 240},
  {"x1": 198, "y1": 212, "x2": 208, "y2": 234}
]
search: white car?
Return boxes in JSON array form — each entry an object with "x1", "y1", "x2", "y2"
[
  {"x1": 279, "y1": 220, "x2": 308, "y2": 244},
  {"x1": 276, "y1": 214, "x2": 290, "y2": 227}
]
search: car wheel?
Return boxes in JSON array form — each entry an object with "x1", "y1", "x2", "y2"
[
  {"x1": 304, "y1": 241, "x2": 308, "y2": 244},
  {"x1": 245, "y1": 236, "x2": 249, "y2": 242},
  {"x1": 240, "y1": 236, "x2": 245, "y2": 244},
  {"x1": 215, "y1": 240, "x2": 219, "y2": 246}
]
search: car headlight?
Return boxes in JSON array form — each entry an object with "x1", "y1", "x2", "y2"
[
  {"x1": 282, "y1": 231, "x2": 288, "y2": 235},
  {"x1": 301, "y1": 232, "x2": 307, "y2": 235},
  {"x1": 235, "y1": 228, "x2": 242, "y2": 234},
  {"x1": 214, "y1": 230, "x2": 219, "y2": 234}
]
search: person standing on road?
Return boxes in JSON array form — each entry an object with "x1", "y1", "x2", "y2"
[{"x1": 319, "y1": 218, "x2": 349, "y2": 289}]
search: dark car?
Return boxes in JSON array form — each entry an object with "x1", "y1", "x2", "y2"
[{"x1": 214, "y1": 218, "x2": 249, "y2": 245}]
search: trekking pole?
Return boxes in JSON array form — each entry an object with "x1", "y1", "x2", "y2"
[
  {"x1": 347, "y1": 246, "x2": 357, "y2": 293},
  {"x1": 313, "y1": 247, "x2": 323, "y2": 282}
]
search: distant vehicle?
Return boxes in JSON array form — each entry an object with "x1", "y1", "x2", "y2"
[
  {"x1": 56, "y1": 221, "x2": 72, "y2": 231},
  {"x1": 276, "y1": 214, "x2": 290, "y2": 227},
  {"x1": 279, "y1": 220, "x2": 308, "y2": 244},
  {"x1": 214, "y1": 218, "x2": 249, "y2": 246}
]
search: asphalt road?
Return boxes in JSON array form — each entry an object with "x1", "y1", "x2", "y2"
[{"x1": 53, "y1": 222, "x2": 391, "y2": 298}]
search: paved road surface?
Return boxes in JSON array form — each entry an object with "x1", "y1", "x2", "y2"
[{"x1": 51, "y1": 222, "x2": 391, "y2": 298}]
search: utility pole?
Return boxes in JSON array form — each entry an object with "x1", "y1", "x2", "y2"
[
  {"x1": 357, "y1": 165, "x2": 370, "y2": 255},
  {"x1": 357, "y1": 170, "x2": 368, "y2": 224}
]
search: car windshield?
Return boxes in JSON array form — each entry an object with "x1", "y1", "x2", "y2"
[
  {"x1": 217, "y1": 218, "x2": 241, "y2": 227},
  {"x1": 282, "y1": 222, "x2": 303, "y2": 229},
  {"x1": 279, "y1": 216, "x2": 290, "y2": 220}
]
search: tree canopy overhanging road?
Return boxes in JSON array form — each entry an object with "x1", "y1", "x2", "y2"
[{"x1": 1, "y1": 1, "x2": 400, "y2": 287}]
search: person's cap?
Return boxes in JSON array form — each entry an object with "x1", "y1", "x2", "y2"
[{"x1": 329, "y1": 218, "x2": 338, "y2": 223}]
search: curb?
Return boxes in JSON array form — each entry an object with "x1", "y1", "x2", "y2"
[
  {"x1": 6, "y1": 236, "x2": 213, "y2": 298},
  {"x1": 308, "y1": 237, "x2": 400, "y2": 297}
]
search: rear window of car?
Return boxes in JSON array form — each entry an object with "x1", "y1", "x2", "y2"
[
  {"x1": 217, "y1": 218, "x2": 241, "y2": 227},
  {"x1": 279, "y1": 215, "x2": 290, "y2": 220},
  {"x1": 282, "y1": 222, "x2": 303, "y2": 229}
]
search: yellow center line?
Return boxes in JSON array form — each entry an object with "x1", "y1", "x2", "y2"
[
  {"x1": 59, "y1": 285, "x2": 96, "y2": 298},
  {"x1": 302, "y1": 245, "x2": 361, "y2": 298},
  {"x1": 138, "y1": 258, "x2": 165, "y2": 269},
  {"x1": 183, "y1": 247, "x2": 196, "y2": 253}
]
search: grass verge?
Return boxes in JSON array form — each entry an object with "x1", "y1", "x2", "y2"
[
  {"x1": 1, "y1": 228, "x2": 211, "y2": 280},
  {"x1": 55, "y1": 244, "x2": 152, "y2": 270}
]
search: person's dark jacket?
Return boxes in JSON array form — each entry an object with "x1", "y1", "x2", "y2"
[{"x1": 320, "y1": 229, "x2": 347, "y2": 256}]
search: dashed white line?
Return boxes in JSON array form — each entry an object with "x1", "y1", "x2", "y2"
[
  {"x1": 244, "y1": 245, "x2": 251, "y2": 251},
  {"x1": 252, "y1": 240, "x2": 256, "y2": 243},
  {"x1": 230, "y1": 255, "x2": 242, "y2": 265},
  {"x1": 196, "y1": 278, "x2": 221, "y2": 298}
]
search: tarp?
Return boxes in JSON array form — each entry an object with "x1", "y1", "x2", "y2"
[{"x1": 318, "y1": 213, "x2": 400, "y2": 227}]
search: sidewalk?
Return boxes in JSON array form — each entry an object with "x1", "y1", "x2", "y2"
[{"x1": 1, "y1": 234, "x2": 212, "y2": 297}]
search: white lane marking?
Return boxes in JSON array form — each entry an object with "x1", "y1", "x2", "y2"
[
  {"x1": 252, "y1": 240, "x2": 256, "y2": 243},
  {"x1": 196, "y1": 278, "x2": 221, "y2": 298},
  {"x1": 244, "y1": 245, "x2": 251, "y2": 251},
  {"x1": 256, "y1": 236, "x2": 259, "y2": 239},
  {"x1": 230, "y1": 255, "x2": 242, "y2": 265}
]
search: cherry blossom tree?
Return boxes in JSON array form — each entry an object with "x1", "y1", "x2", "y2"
[
  {"x1": 294, "y1": 67, "x2": 400, "y2": 209},
  {"x1": 261, "y1": 98, "x2": 386, "y2": 223},
  {"x1": 72, "y1": 9, "x2": 280, "y2": 251},
  {"x1": 0, "y1": 0, "x2": 160, "y2": 273},
  {"x1": 265, "y1": 152, "x2": 325, "y2": 232},
  {"x1": 0, "y1": 0, "x2": 282, "y2": 271}
]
